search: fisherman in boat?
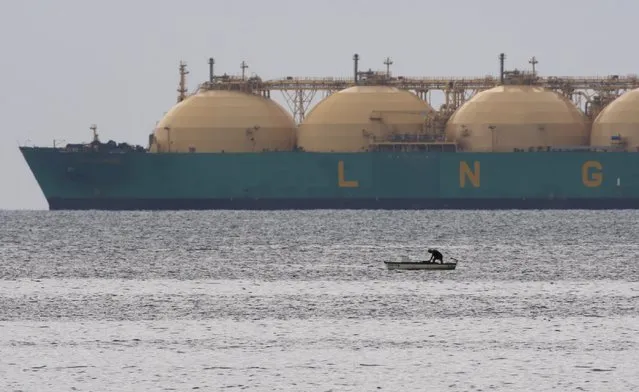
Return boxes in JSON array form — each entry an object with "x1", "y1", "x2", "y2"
[{"x1": 426, "y1": 248, "x2": 443, "y2": 264}]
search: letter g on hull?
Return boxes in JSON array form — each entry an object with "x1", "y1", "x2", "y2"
[{"x1": 582, "y1": 161, "x2": 602, "y2": 187}]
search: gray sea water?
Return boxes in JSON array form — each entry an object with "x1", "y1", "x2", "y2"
[{"x1": 0, "y1": 210, "x2": 638, "y2": 391}]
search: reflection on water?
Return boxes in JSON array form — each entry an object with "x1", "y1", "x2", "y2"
[{"x1": 1, "y1": 210, "x2": 638, "y2": 391}]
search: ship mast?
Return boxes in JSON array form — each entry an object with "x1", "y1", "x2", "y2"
[
  {"x1": 240, "y1": 60, "x2": 249, "y2": 81},
  {"x1": 177, "y1": 61, "x2": 189, "y2": 103},
  {"x1": 90, "y1": 124, "x2": 99, "y2": 143},
  {"x1": 529, "y1": 56, "x2": 538, "y2": 77},
  {"x1": 208, "y1": 57, "x2": 215, "y2": 82},
  {"x1": 499, "y1": 53, "x2": 506, "y2": 85},
  {"x1": 384, "y1": 57, "x2": 393, "y2": 78}
]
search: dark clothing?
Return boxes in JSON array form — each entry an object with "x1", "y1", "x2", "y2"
[{"x1": 427, "y1": 249, "x2": 443, "y2": 263}]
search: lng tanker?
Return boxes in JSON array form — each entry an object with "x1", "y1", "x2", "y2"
[{"x1": 19, "y1": 54, "x2": 639, "y2": 210}]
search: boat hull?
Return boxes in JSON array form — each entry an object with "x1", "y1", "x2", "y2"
[
  {"x1": 44, "y1": 197, "x2": 639, "y2": 210},
  {"x1": 19, "y1": 147, "x2": 639, "y2": 211},
  {"x1": 384, "y1": 261, "x2": 457, "y2": 270}
]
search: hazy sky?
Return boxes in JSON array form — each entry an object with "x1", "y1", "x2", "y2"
[{"x1": 1, "y1": 0, "x2": 638, "y2": 210}]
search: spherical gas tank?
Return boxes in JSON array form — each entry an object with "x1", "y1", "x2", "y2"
[
  {"x1": 151, "y1": 90, "x2": 296, "y2": 153},
  {"x1": 297, "y1": 86, "x2": 434, "y2": 152},
  {"x1": 445, "y1": 85, "x2": 589, "y2": 152},
  {"x1": 591, "y1": 88, "x2": 639, "y2": 151}
]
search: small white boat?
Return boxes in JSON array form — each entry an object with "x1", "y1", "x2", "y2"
[{"x1": 384, "y1": 255, "x2": 458, "y2": 270}]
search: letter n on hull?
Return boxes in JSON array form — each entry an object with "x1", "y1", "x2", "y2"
[{"x1": 460, "y1": 161, "x2": 480, "y2": 188}]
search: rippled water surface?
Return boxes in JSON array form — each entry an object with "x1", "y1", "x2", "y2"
[{"x1": 1, "y1": 210, "x2": 638, "y2": 391}]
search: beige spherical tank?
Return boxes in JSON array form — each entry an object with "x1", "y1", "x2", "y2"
[
  {"x1": 445, "y1": 85, "x2": 589, "y2": 152},
  {"x1": 591, "y1": 88, "x2": 639, "y2": 151},
  {"x1": 150, "y1": 90, "x2": 296, "y2": 153},
  {"x1": 297, "y1": 86, "x2": 434, "y2": 152}
]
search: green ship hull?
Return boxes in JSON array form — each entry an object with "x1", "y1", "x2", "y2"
[{"x1": 19, "y1": 146, "x2": 639, "y2": 210}]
